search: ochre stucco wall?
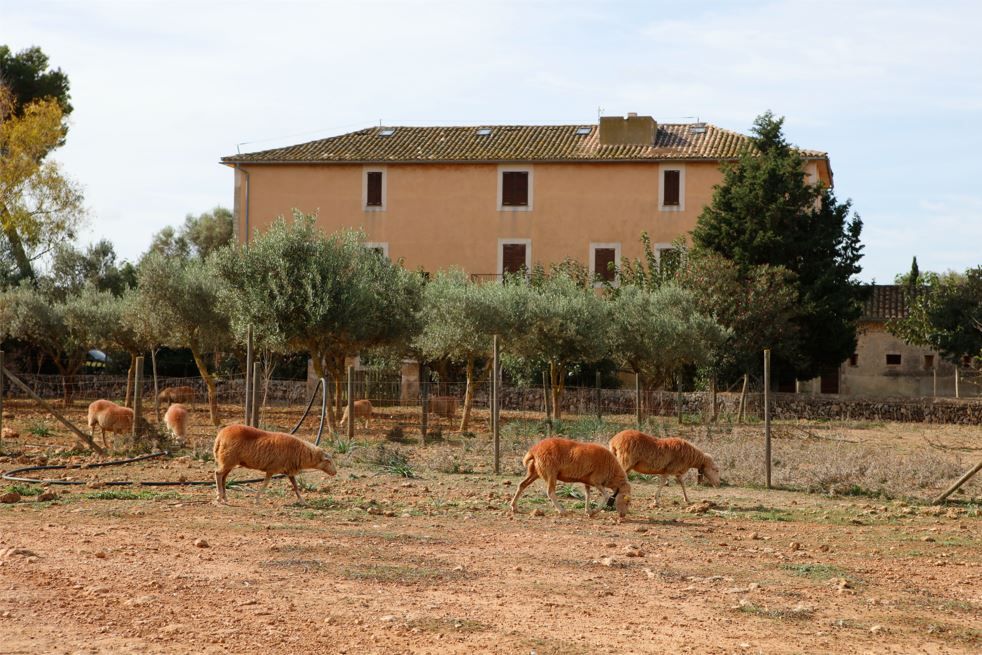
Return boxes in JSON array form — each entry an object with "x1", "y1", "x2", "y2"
[{"x1": 231, "y1": 160, "x2": 824, "y2": 274}]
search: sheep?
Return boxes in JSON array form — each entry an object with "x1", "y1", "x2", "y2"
[
  {"x1": 86, "y1": 399, "x2": 133, "y2": 449},
  {"x1": 428, "y1": 396, "x2": 458, "y2": 419},
  {"x1": 608, "y1": 430, "x2": 720, "y2": 506},
  {"x1": 510, "y1": 437, "x2": 632, "y2": 519},
  {"x1": 164, "y1": 403, "x2": 188, "y2": 445},
  {"x1": 158, "y1": 386, "x2": 196, "y2": 405},
  {"x1": 213, "y1": 424, "x2": 337, "y2": 505},
  {"x1": 338, "y1": 399, "x2": 373, "y2": 429}
]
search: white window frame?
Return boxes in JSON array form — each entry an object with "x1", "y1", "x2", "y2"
[
  {"x1": 654, "y1": 242, "x2": 675, "y2": 266},
  {"x1": 497, "y1": 238, "x2": 532, "y2": 277},
  {"x1": 658, "y1": 163, "x2": 685, "y2": 212},
  {"x1": 362, "y1": 166, "x2": 387, "y2": 211},
  {"x1": 364, "y1": 242, "x2": 389, "y2": 258},
  {"x1": 589, "y1": 242, "x2": 621, "y2": 287},
  {"x1": 497, "y1": 165, "x2": 533, "y2": 212}
]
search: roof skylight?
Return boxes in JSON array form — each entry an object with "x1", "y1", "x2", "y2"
[
  {"x1": 575, "y1": 126, "x2": 591, "y2": 135},
  {"x1": 379, "y1": 128, "x2": 396, "y2": 136},
  {"x1": 476, "y1": 127, "x2": 492, "y2": 136}
]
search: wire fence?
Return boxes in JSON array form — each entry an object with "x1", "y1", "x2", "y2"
[{"x1": 7, "y1": 370, "x2": 982, "y2": 426}]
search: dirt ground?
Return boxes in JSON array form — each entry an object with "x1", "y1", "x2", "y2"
[{"x1": 0, "y1": 400, "x2": 979, "y2": 654}]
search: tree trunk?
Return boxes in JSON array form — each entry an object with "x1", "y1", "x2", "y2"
[
  {"x1": 190, "y1": 347, "x2": 220, "y2": 426},
  {"x1": 311, "y1": 354, "x2": 337, "y2": 434},
  {"x1": 0, "y1": 208, "x2": 36, "y2": 283},
  {"x1": 459, "y1": 357, "x2": 475, "y2": 432},
  {"x1": 549, "y1": 362, "x2": 565, "y2": 421}
]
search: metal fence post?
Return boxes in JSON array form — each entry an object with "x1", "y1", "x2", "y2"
[
  {"x1": 0, "y1": 351, "x2": 4, "y2": 444},
  {"x1": 764, "y1": 348, "x2": 772, "y2": 489},
  {"x1": 244, "y1": 325, "x2": 253, "y2": 424},
  {"x1": 635, "y1": 372, "x2": 641, "y2": 428},
  {"x1": 347, "y1": 365, "x2": 355, "y2": 441},
  {"x1": 542, "y1": 370, "x2": 551, "y2": 432},
  {"x1": 420, "y1": 365, "x2": 428, "y2": 444},
  {"x1": 251, "y1": 361, "x2": 261, "y2": 427},
  {"x1": 595, "y1": 371, "x2": 602, "y2": 421},
  {"x1": 492, "y1": 335, "x2": 500, "y2": 474},
  {"x1": 132, "y1": 356, "x2": 144, "y2": 441},
  {"x1": 151, "y1": 348, "x2": 161, "y2": 424}
]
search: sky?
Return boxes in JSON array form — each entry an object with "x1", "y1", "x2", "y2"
[{"x1": 3, "y1": 0, "x2": 981, "y2": 282}]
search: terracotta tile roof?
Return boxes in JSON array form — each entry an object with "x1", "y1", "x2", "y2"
[
  {"x1": 222, "y1": 123, "x2": 827, "y2": 164},
  {"x1": 863, "y1": 285, "x2": 908, "y2": 321}
]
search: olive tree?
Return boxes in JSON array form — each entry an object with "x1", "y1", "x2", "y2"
[
  {"x1": 213, "y1": 213, "x2": 422, "y2": 431},
  {"x1": 136, "y1": 253, "x2": 229, "y2": 425}
]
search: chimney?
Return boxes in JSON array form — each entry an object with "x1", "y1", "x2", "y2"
[{"x1": 599, "y1": 113, "x2": 656, "y2": 145}]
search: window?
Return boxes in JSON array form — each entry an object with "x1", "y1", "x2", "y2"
[
  {"x1": 886, "y1": 353, "x2": 902, "y2": 366},
  {"x1": 498, "y1": 166, "x2": 533, "y2": 210},
  {"x1": 589, "y1": 242, "x2": 620, "y2": 285},
  {"x1": 362, "y1": 167, "x2": 386, "y2": 210},
  {"x1": 366, "y1": 172, "x2": 382, "y2": 207},
  {"x1": 476, "y1": 127, "x2": 492, "y2": 136},
  {"x1": 849, "y1": 353, "x2": 858, "y2": 367},
  {"x1": 364, "y1": 242, "x2": 389, "y2": 258},
  {"x1": 502, "y1": 172, "x2": 528, "y2": 206},
  {"x1": 658, "y1": 164, "x2": 685, "y2": 211},
  {"x1": 498, "y1": 239, "x2": 531, "y2": 277},
  {"x1": 663, "y1": 170, "x2": 680, "y2": 206},
  {"x1": 379, "y1": 127, "x2": 395, "y2": 136},
  {"x1": 575, "y1": 126, "x2": 591, "y2": 135},
  {"x1": 924, "y1": 354, "x2": 934, "y2": 370}
]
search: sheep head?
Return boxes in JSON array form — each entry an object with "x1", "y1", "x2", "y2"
[
  {"x1": 317, "y1": 450, "x2": 338, "y2": 476},
  {"x1": 698, "y1": 457, "x2": 720, "y2": 487},
  {"x1": 614, "y1": 484, "x2": 631, "y2": 518}
]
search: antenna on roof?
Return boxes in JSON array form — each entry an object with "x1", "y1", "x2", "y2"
[
  {"x1": 597, "y1": 106, "x2": 603, "y2": 120},
  {"x1": 379, "y1": 118, "x2": 382, "y2": 127}
]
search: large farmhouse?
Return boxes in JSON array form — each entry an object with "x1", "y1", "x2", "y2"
[{"x1": 220, "y1": 114, "x2": 831, "y2": 280}]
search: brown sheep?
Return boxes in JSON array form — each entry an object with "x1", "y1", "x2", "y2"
[
  {"x1": 511, "y1": 437, "x2": 631, "y2": 519},
  {"x1": 87, "y1": 399, "x2": 133, "y2": 449},
  {"x1": 164, "y1": 403, "x2": 189, "y2": 444},
  {"x1": 338, "y1": 399, "x2": 373, "y2": 429},
  {"x1": 158, "y1": 386, "x2": 196, "y2": 405},
  {"x1": 608, "y1": 430, "x2": 720, "y2": 505},
  {"x1": 428, "y1": 396, "x2": 458, "y2": 419},
  {"x1": 213, "y1": 424, "x2": 337, "y2": 505}
]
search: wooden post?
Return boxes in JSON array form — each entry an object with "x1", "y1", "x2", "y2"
[
  {"x1": 676, "y1": 376, "x2": 683, "y2": 425},
  {"x1": 764, "y1": 349, "x2": 772, "y2": 489},
  {"x1": 420, "y1": 366, "x2": 428, "y2": 444},
  {"x1": 244, "y1": 325, "x2": 253, "y2": 424},
  {"x1": 492, "y1": 335, "x2": 500, "y2": 475},
  {"x1": 708, "y1": 375, "x2": 717, "y2": 423},
  {"x1": 2, "y1": 366, "x2": 105, "y2": 455},
  {"x1": 347, "y1": 364, "x2": 355, "y2": 441},
  {"x1": 634, "y1": 372, "x2": 642, "y2": 428},
  {"x1": 0, "y1": 351, "x2": 4, "y2": 445},
  {"x1": 151, "y1": 348, "x2": 161, "y2": 424},
  {"x1": 933, "y1": 364, "x2": 937, "y2": 398},
  {"x1": 955, "y1": 366, "x2": 960, "y2": 399},
  {"x1": 933, "y1": 460, "x2": 982, "y2": 504},
  {"x1": 595, "y1": 371, "x2": 602, "y2": 421},
  {"x1": 251, "y1": 361, "x2": 261, "y2": 427},
  {"x1": 737, "y1": 373, "x2": 749, "y2": 423},
  {"x1": 132, "y1": 356, "x2": 144, "y2": 441}
]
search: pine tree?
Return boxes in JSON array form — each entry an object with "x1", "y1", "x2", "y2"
[{"x1": 692, "y1": 111, "x2": 866, "y2": 382}]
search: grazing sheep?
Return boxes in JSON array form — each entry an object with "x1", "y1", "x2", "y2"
[
  {"x1": 158, "y1": 386, "x2": 196, "y2": 405},
  {"x1": 608, "y1": 430, "x2": 720, "y2": 505},
  {"x1": 213, "y1": 424, "x2": 337, "y2": 505},
  {"x1": 428, "y1": 396, "x2": 458, "y2": 419},
  {"x1": 338, "y1": 399, "x2": 373, "y2": 429},
  {"x1": 86, "y1": 399, "x2": 133, "y2": 449},
  {"x1": 511, "y1": 437, "x2": 631, "y2": 519},
  {"x1": 164, "y1": 403, "x2": 188, "y2": 444}
]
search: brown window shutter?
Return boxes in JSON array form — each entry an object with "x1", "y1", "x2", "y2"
[
  {"x1": 502, "y1": 172, "x2": 529, "y2": 206},
  {"x1": 502, "y1": 243, "x2": 526, "y2": 274},
  {"x1": 663, "y1": 170, "x2": 680, "y2": 206},
  {"x1": 594, "y1": 248, "x2": 616, "y2": 282},
  {"x1": 366, "y1": 172, "x2": 383, "y2": 206}
]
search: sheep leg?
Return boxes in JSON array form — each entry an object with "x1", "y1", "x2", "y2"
[
  {"x1": 215, "y1": 469, "x2": 231, "y2": 504},
  {"x1": 676, "y1": 475, "x2": 690, "y2": 504},
  {"x1": 584, "y1": 484, "x2": 597, "y2": 517},
  {"x1": 510, "y1": 466, "x2": 539, "y2": 513},
  {"x1": 287, "y1": 474, "x2": 305, "y2": 504},
  {"x1": 546, "y1": 478, "x2": 566, "y2": 515},
  {"x1": 254, "y1": 473, "x2": 272, "y2": 504}
]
